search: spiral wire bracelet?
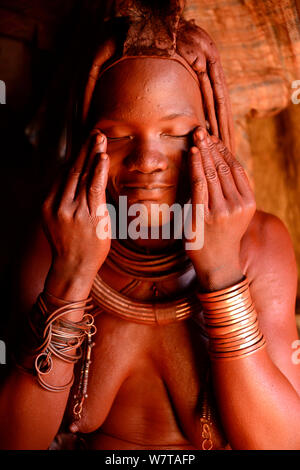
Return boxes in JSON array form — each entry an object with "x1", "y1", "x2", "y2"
[
  {"x1": 197, "y1": 277, "x2": 266, "y2": 360},
  {"x1": 15, "y1": 276, "x2": 265, "y2": 439},
  {"x1": 26, "y1": 294, "x2": 97, "y2": 392}
]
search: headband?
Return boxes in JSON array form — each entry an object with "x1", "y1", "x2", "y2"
[
  {"x1": 96, "y1": 53, "x2": 199, "y2": 85},
  {"x1": 82, "y1": 45, "x2": 200, "y2": 125},
  {"x1": 79, "y1": 22, "x2": 235, "y2": 154}
]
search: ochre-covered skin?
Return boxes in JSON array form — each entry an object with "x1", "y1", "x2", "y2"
[{"x1": 0, "y1": 3, "x2": 300, "y2": 451}]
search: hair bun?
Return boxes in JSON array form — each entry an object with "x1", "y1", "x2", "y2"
[{"x1": 104, "y1": 0, "x2": 186, "y2": 55}]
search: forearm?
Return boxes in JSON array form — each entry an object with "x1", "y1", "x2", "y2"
[
  {"x1": 0, "y1": 127, "x2": 111, "y2": 450},
  {"x1": 0, "y1": 357, "x2": 74, "y2": 449},
  {"x1": 199, "y1": 266, "x2": 300, "y2": 450},
  {"x1": 211, "y1": 348, "x2": 300, "y2": 450},
  {"x1": 0, "y1": 268, "x2": 94, "y2": 450}
]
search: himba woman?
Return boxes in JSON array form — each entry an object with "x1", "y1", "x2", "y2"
[{"x1": 0, "y1": 0, "x2": 300, "y2": 450}]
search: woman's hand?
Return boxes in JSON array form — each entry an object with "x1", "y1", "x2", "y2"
[
  {"x1": 42, "y1": 130, "x2": 111, "y2": 296},
  {"x1": 185, "y1": 126, "x2": 256, "y2": 292}
]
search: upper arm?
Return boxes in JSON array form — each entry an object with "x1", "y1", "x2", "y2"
[
  {"x1": 12, "y1": 222, "x2": 52, "y2": 316},
  {"x1": 246, "y1": 211, "x2": 300, "y2": 394}
]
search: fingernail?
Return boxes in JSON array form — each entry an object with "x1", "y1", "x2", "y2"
[
  {"x1": 97, "y1": 134, "x2": 105, "y2": 144},
  {"x1": 198, "y1": 129, "x2": 205, "y2": 140},
  {"x1": 197, "y1": 129, "x2": 206, "y2": 141}
]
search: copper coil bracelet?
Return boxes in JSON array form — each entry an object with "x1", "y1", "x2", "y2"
[
  {"x1": 22, "y1": 293, "x2": 97, "y2": 392},
  {"x1": 197, "y1": 277, "x2": 266, "y2": 361}
]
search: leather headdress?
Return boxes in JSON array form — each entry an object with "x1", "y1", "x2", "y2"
[{"x1": 78, "y1": 0, "x2": 235, "y2": 154}]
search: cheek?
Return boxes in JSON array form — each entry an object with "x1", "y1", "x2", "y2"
[
  {"x1": 105, "y1": 152, "x2": 124, "y2": 202},
  {"x1": 162, "y1": 136, "x2": 192, "y2": 172},
  {"x1": 106, "y1": 142, "x2": 129, "y2": 161},
  {"x1": 170, "y1": 144, "x2": 189, "y2": 178},
  {"x1": 163, "y1": 136, "x2": 190, "y2": 154},
  {"x1": 106, "y1": 143, "x2": 127, "y2": 178}
]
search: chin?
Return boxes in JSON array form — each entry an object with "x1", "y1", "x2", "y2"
[{"x1": 107, "y1": 188, "x2": 184, "y2": 228}]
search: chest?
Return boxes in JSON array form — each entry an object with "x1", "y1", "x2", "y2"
[{"x1": 68, "y1": 313, "x2": 209, "y2": 431}]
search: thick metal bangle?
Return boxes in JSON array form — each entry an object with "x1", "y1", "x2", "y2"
[
  {"x1": 197, "y1": 276, "x2": 248, "y2": 300},
  {"x1": 203, "y1": 304, "x2": 255, "y2": 325},
  {"x1": 205, "y1": 312, "x2": 257, "y2": 337},
  {"x1": 198, "y1": 284, "x2": 249, "y2": 304},
  {"x1": 210, "y1": 333, "x2": 265, "y2": 354},
  {"x1": 202, "y1": 296, "x2": 253, "y2": 317},
  {"x1": 209, "y1": 336, "x2": 266, "y2": 361},
  {"x1": 210, "y1": 329, "x2": 262, "y2": 351},
  {"x1": 200, "y1": 290, "x2": 251, "y2": 310},
  {"x1": 212, "y1": 320, "x2": 259, "y2": 344},
  {"x1": 204, "y1": 306, "x2": 256, "y2": 329}
]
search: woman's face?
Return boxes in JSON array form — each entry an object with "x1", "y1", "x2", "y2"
[{"x1": 89, "y1": 57, "x2": 205, "y2": 213}]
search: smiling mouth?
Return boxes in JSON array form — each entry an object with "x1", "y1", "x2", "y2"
[{"x1": 121, "y1": 184, "x2": 174, "y2": 190}]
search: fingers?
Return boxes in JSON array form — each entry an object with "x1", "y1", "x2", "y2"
[
  {"x1": 44, "y1": 130, "x2": 109, "y2": 224},
  {"x1": 188, "y1": 145, "x2": 208, "y2": 239},
  {"x1": 215, "y1": 139, "x2": 253, "y2": 200},
  {"x1": 78, "y1": 132, "x2": 107, "y2": 190},
  {"x1": 189, "y1": 146, "x2": 208, "y2": 208},
  {"x1": 76, "y1": 132, "x2": 107, "y2": 202},
  {"x1": 192, "y1": 127, "x2": 255, "y2": 212},
  {"x1": 87, "y1": 152, "x2": 110, "y2": 216},
  {"x1": 193, "y1": 128, "x2": 224, "y2": 210},
  {"x1": 62, "y1": 131, "x2": 105, "y2": 203},
  {"x1": 208, "y1": 135, "x2": 238, "y2": 202},
  {"x1": 193, "y1": 126, "x2": 253, "y2": 206},
  {"x1": 42, "y1": 141, "x2": 90, "y2": 217},
  {"x1": 176, "y1": 22, "x2": 235, "y2": 154},
  {"x1": 74, "y1": 129, "x2": 101, "y2": 174}
]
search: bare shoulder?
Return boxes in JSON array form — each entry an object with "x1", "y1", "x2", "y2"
[
  {"x1": 241, "y1": 209, "x2": 298, "y2": 289},
  {"x1": 14, "y1": 222, "x2": 52, "y2": 314},
  {"x1": 241, "y1": 210, "x2": 299, "y2": 363},
  {"x1": 240, "y1": 211, "x2": 300, "y2": 393}
]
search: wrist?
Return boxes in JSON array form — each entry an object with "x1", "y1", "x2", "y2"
[
  {"x1": 45, "y1": 258, "x2": 97, "y2": 303},
  {"x1": 196, "y1": 260, "x2": 244, "y2": 293}
]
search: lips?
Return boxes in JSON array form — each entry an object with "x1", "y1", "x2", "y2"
[
  {"x1": 122, "y1": 183, "x2": 174, "y2": 190},
  {"x1": 119, "y1": 182, "x2": 175, "y2": 201},
  {"x1": 120, "y1": 177, "x2": 175, "y2": 189}
]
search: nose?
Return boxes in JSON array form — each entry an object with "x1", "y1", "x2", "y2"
[{"x1": 123, "y1": 140, "x2": 168, "y2": 173}]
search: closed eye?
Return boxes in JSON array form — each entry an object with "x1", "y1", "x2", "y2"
[
  {"x1": 107, "y1": 135, "x2": 134, "y2": 141},
  {"x1": 162, "y1": 133, "x2": 190, "y2": 139},
  {"x1": 107, "y1": 134, "x2": 190, "y2": 141}
]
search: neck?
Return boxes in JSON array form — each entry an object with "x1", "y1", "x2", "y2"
[
  {"x1": 107, "y1": 193, "x2": 187, "y2": 254},
  {"x1": 124, "y1": 235, "x2": 179, "y2": 253}
]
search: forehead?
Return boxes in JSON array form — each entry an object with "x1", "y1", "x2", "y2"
[{"x1": 89, "y1": 57, "x2": 204, "y2": 123}]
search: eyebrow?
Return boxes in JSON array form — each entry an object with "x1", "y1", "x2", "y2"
[
  {"x1": 158, "y1": 112, "x2": 196, "y2": 121},
  {"x1": 96, "y1": 112, "x2": 196, "y2": 124}
]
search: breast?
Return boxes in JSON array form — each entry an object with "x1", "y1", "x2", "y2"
[
  {"x1": 67, "y1": 313, "x2": 227, "y2": 449},
  {"x1": 99, "y1": 361, "x2": 193, "y2": 446}
]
